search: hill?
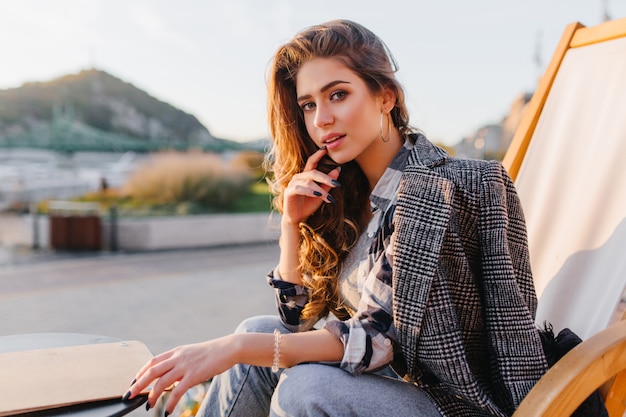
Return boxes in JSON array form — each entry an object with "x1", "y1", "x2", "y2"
[{"x1": 0, "y1": 69, "x2": 253, "y2": 152}]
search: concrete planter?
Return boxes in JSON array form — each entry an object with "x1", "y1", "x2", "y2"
[{"x1": 101, "y1": 212, "x2": 280, "y2": 251}]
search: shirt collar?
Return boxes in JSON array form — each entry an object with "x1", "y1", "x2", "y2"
[{"x1": 370, "y1": 139, "x2": 413, "y2": 213}]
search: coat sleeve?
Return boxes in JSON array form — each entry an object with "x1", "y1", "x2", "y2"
[{"x1": 477, "y1": 160, "x2": 549, "y2": 411}]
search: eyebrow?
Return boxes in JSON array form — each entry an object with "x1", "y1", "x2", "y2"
[{"x1": 297, "y1": 80, "x2": 351, "y2": 102}]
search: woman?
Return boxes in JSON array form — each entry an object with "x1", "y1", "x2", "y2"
[{"x1": 124, "y1": 20, "x2": 549, "y2": 417}]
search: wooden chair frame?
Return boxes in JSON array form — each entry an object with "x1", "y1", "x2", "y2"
[
  {"x1": 503, "y1": 17, "x2": 626, "y2": 417},
  {"x1": 503, "y1": 17, "x2": 626, "y2": 181},
  {"x1": 513, "y1": 318, "x2": 626, "y2": 416}
]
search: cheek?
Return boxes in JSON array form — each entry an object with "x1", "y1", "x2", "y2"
[
  {"x1": 347, "y1": 93, "x2": 379, "y2": 122},
  {"x1": 336, "y1": 104, "x2": 360, "y2": 126},
  {"x1": 346, "y1": 104, "x2": 377, "y2": 132}
]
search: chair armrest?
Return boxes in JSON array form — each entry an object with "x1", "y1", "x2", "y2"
[{"x1": 513, "y1": 319, "x2": 626, "y2": 417}]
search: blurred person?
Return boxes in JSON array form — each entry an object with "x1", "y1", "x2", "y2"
[{"x1": 124, "y1": 20, "x2": 550, "y2": 417}]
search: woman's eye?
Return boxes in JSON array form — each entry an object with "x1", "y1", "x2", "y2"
[
  {"x1": 301, "y1": 102, "x2": 315, "y2": 111},
  {"x1": 330, "y1": 91, "x2": 346, "y2": 100}
]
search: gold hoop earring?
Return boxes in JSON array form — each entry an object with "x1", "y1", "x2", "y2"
[{"x1": 380, "y1": 112, "x2": 390, "y2": 143}]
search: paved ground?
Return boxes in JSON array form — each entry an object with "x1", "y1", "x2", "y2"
[
  {"x1": 0, "y1": 243, "x2": 280, "y2": 355},
  {"x1": 0, "y1": 243, "x2": 284, "y2": 416}
]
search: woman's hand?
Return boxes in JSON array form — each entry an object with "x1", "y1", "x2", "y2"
[
  {"x1": 281, "y1": 147, "x2": 341, "y2": 226},
  {"x1": 124, "y1": 335, "x2": 236, "y2": 414}
]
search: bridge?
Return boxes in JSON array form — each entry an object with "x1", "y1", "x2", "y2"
[{"x1": 0, "y1": 109, "x2": 240, "y2": 153}]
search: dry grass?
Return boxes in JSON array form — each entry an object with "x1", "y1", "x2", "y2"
[
  {"x1": 122, "y1": 150, "x2": 253, "y2": 209},
  {"x1": 230, "y1": 150, "x2": 266, "y2": 180}
]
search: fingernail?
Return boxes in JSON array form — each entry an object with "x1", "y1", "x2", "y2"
[
  {"x1": 164, "y1": 411, "x2": 170, "y2": 417},
  {"x1": 327, "y1": 194, "x2": 336, "y2": 204},
  {"x1": 122, "y1": 391, "x2": 130, "y2": 401},
  {"x1": 146, "y1": 401, "x2": 151, "y2": 411},
  {"x1": 320, "y1": 145, "x2": 327, "y2": 150},
  {"x1": 313, "y1": 191, "x2": 322, "y2": 197},
  {"x1": 330, "y1": 180, "x2": 341, "y2": 187},
  {"x1": 129, "y1": 378, "x2": 136, "y2": 386}
]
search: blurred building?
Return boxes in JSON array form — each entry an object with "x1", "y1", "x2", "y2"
[{"x1": 454, "y1": 92, "x2": 533, "y2": 160}]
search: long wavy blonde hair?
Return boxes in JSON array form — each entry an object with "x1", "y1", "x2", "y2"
[{"x1": 265, "y1": 20, "x2": 411, "y2": 322}]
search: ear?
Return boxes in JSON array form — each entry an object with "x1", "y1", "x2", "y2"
[{"x1": 380, "y1": 86, "x2": 397, "y2": 113}]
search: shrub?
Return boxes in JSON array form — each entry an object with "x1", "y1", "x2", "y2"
[
  {"x1": 122, "y1": 150, "x2": 253, "y2": 210},
  {"x1": 230, "y1": 151, "x2": 266, "y2": 181}
]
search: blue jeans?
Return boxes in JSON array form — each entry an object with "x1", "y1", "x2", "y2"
[{"x1": 196, "y1": 315, "x2": 441, "y2": 417}]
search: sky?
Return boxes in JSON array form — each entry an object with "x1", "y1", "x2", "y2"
[{"x1": 0, "y1": 0, "x2": 624, "y2": 146}]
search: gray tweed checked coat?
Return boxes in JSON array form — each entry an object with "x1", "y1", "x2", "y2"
[{"x1": 392, "y1": 134, "x2": 549, "y2": 417}]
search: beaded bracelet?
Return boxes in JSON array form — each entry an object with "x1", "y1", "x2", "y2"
[{"x1": 272, "y1": 329, "x2": 282, "y2": 373}]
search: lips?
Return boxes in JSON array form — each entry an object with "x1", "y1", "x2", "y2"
[
  {"x1": 325, "y1": 136, "x2": 343, "y2": 144},
  {"x1": 322, "y1": 133, "x2": 345, "y2": 144}
]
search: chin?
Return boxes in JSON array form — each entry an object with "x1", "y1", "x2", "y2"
[
  {"x1": 327, "y1": 149, "x2": 357, "y2": 165},
  {"x1": 328, "y1": 156, "x2": 351, "y2": 167}
]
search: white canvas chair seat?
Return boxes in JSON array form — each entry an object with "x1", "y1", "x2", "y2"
[{"x1": 514, "y1": 27, "x2": 626, "y2": 340}]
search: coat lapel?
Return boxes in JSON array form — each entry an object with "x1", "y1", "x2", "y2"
[{"x1": 393, "y1": 136, "x2": 452, "y2": 373}]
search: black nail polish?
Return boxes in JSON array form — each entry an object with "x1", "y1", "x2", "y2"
[
  {"x1": 330, "y1": 179, "x2": 341, "y2": 187},
  {"x1": 327, "y1": 194, "x2": 336, "y2": 204},
  {"x1": 321, "y1": 145, "x2": 327, "y2": 150},
  {"x1": 313, "y1": 191, "x2": 322, "y2": 196},
  {"x1": 122, "y1": 391, "x2": 130, "y2": 401},
  {"x1": 130, "y1": 378, "x2": 136, "y2": 386},
  {"x1": 146, "y1": 402, "x2": 151, "y2": 411},
  {"x1": 164, "y1": 411, "x2": 170, "y2": 417}
]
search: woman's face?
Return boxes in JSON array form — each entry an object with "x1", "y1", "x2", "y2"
[{"x1": 295, "y1": 57, "x2": 385, "y2": 166}]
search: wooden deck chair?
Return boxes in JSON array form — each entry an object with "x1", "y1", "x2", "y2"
[{"x1": 502, "y1": 17, "x2": 626, "y2": 417}]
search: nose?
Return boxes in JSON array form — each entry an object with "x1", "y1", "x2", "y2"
[{"x1": 314, "y1": 103, "x2": 333, "y2": 128}]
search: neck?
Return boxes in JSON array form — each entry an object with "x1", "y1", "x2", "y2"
[{"x1": 357, "y1": 128, "x2": 404, "y2": 190}]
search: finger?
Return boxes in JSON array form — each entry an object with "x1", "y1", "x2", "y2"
[
  {"x1": 152, "y1": 358, "x2": 184, "y2": 390},
  {"x1": 129, "y1": 358, "x2": 176, "y2": 406},
  {"x1": 292, "y1": 181, "x2": 332, "y2": 198},
  {"x1": 303, "y1": 146, "x2": 329, "y2": 171},
  {"x1": 163, "y1": 379, "x2": 192, "y2": 417},
  {"x1": 321, "y1": 167, "x2": 341, "y2": 204},
  {"x1": 295, "y1": 181, "x2": 338, "y2": 205},
  {"x1": 147, "y1": 370, "x2": 180, "y2": 409},
  {"x1": 328, "y1": 165, "x2": 342, "y2": 181},
  {"x1": 291, "y1": 170, "x2": 341, "y2": 190},
  {"x1": 134, "y1": 350, "x2": 174, "y2": 382},
  {"x1": 125, "y1": 353, "x2": 173, "y2": 400}
]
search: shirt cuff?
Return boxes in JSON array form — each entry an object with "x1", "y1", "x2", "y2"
[
  {"x1": 266, "y1": 267, "x2": 310, "y2": 329},
  {"x1": 324, "y1": 318, "x2": 394, "y2": 375}
]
